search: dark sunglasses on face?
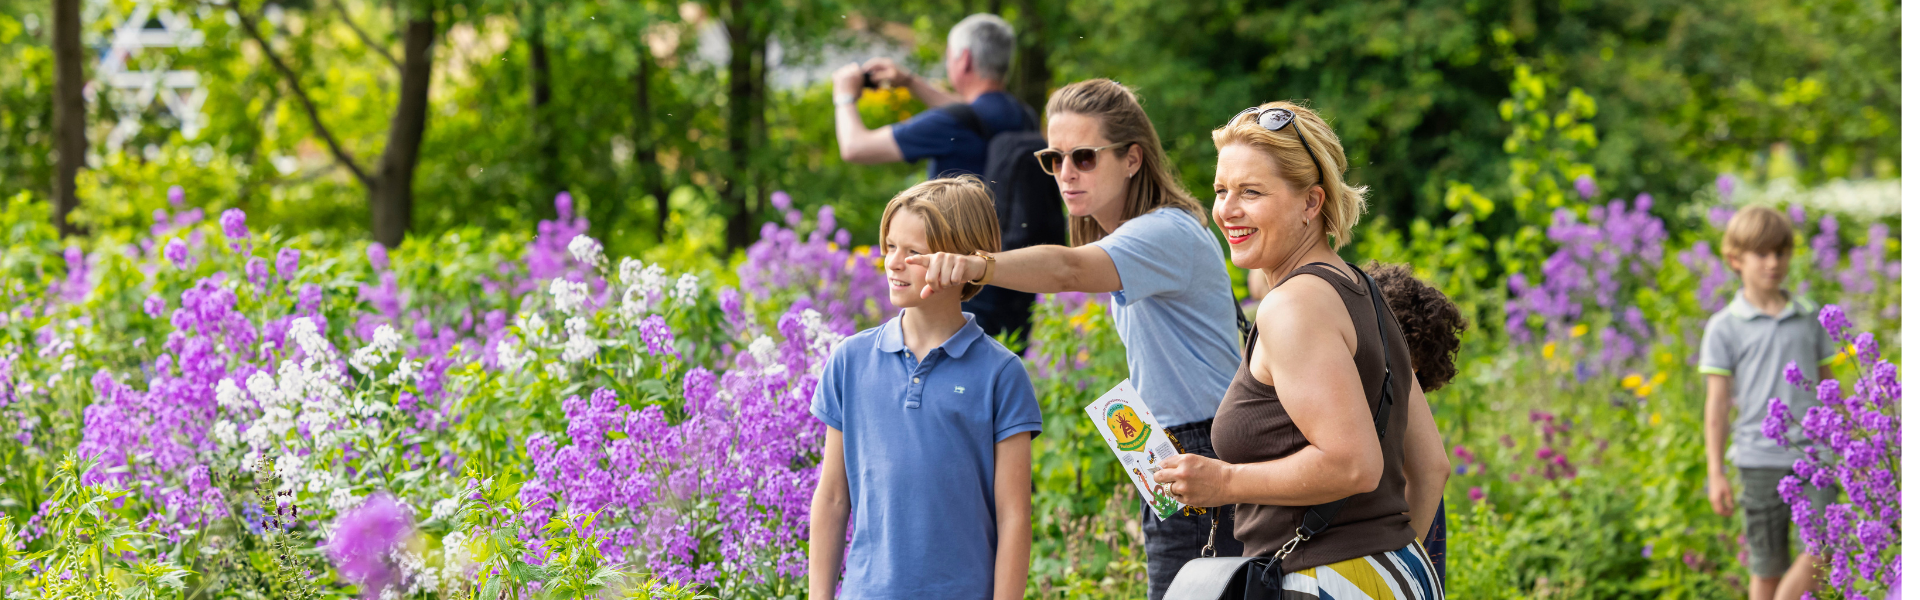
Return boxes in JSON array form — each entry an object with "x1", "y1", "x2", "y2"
[
  {"x1": 1231, "y1": 106, "x2": 1327, "y2": 186},
  {"x1": 1033, "y1": 142, "x2": 1132, "y2": 176}
]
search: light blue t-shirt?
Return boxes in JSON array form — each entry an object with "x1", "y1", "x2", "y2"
[
  {"x1": 1090, "y1": 207, "x2": 1242, "y2": 427},
  {"x1": 811, "y1": 313, "x2": 1043, "y2": 599},
  {"x1": 1698, "y1": 291, "x2": 1838, "y2": 468}
]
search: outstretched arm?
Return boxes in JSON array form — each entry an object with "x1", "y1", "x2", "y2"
[
  {"x1": 905, "y1": 244, "x2": 1122, "y2": 297},
  {"x1": 832, "y1": 63, "x2": 904, "y2": 164}
]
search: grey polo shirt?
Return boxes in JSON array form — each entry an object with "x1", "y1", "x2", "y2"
[{"x1": 1697, "y1": 291, "x2": 1838, "y2": 468}]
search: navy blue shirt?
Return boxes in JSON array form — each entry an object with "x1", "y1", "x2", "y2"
[
  {"x1": 811, "y1": 313, "x2": 1043, "y2": 599},
  {"x1": 891, "y1": 91, "x2": 1029, "y2": 179}
]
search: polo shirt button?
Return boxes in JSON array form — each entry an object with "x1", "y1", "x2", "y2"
[{"x1": 913, "y1": 377, "x2": 920, "y2": 383}]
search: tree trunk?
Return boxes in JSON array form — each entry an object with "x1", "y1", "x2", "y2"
[
  {"x1": 50, "y1": 0, "x2": 85, "y2": 237},
  {"x1": 371, "y1": 16, "x2": 436, "y2": 248},
  {"x1": 1009, "y1": 0, "x2": 1052, "y2": 113},
  {"x1": 528, "y1": 1, "x2": 559, "y2": 202},
  {"x1": 633, "y1": 52, "x2": 671, "y2": 241},
  {"x1": 721, "y1": 0, "x2": 758, "y2": 250}
]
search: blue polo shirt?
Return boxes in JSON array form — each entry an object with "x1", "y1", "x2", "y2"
[
  {"x1": 811, "y1": 313, "x2": 1043, "y2": 599},
  {"x1": 891, "y1": 91, "x2": 1029, "y2": 179}
]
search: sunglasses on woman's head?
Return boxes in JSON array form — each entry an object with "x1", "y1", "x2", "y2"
[
  {"x1": 1033, "y1": 142, "x2": 1131, "y2": 176},
  {"x1": 1232, "y1": 106, "x2": 1327, "y2": 185}
]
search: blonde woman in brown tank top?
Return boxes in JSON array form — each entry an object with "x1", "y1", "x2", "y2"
[{"x1": 1151, "y1": 102, "x2": 1451, "y2": 599}]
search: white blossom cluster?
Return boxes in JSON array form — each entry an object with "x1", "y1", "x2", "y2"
[
  {"x1": 747, "y1": 335, "x2": 781, "y2": 376},
  {"x1": 548, "y1": 279, "x2": 589, "y2": 315},
  {"x1": 561, "y1": 316, "x2": 597, "y2": 363},
  {"x1": 349, "y1": 325, "x2": 404, "y2": 375},
  {"x1": 567, "y1": 234, "x2": 605, "y2": 268},
  {"x1": 671, "y1": 273, "x2": 701, "y2": 305},
  {"x1": 615, "y1": 258, "x2": 668, "y2": 325},
  {"x1": 798, "y1": 309, "x2": 845, "y2": 375},
  {"x1": 494, "y1": 334, "x2": 531, "y2": 373}
]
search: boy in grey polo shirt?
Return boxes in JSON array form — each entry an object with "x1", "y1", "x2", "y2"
[{"x1": 1698, "y1": 206, "x2": 1839, "y2": 600}]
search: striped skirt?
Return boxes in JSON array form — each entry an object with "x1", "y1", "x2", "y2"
[{"x1": 1277, "y1": 542, "x2": 1443, "y2": 600}]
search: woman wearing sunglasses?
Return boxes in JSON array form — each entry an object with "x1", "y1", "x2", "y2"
[
  {"x1": 906, "y1": 78, "x2": 1245, "y2": 600},
  {"x1": 1149, "y1": 102, "x2": 1450, "y2": 599}
]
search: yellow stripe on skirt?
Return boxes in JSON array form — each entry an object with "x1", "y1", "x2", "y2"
[{"x1": 1277, "y1": 542, "x2": 1444, "y2": 600}]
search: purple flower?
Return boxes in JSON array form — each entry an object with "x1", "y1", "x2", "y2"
[
  {"x1": 1468, "y1": 487, "x2": 1484, "y2": 502},
  {"x1": 367, "y1": 242, "x2": 390, "y2": 271},
  {"x1": 1761, "y1": 398, "x2": 1792, "y2": 446},
  {"x1": 219, "y1": 208, "x2": 248, "y2": 242},
  {"x1": 143, "y1": 294, "x2": 166, "y2": 318},
  {"x1": 1574, "y1": 175, "x2": 1597, "y2": 200},
  {"x1": 1641, "y1": 544, "x2": 1653, "y2": 559},
  {"x1": 1787, "y1": 204, "x2": 1806, "y2": 225},
  {"x1": 325, "y1": 493, "x2": 413, "y2": 595},
  {"x1": 164, "y1": 238, "x2": 190, "y2": 269},
  {"x1": 276, "y1": 248, "x2": 300, "y2": 281},
  {"x1": 168, "y1": 185, "x2": 185, "y2": 206},
  {"x1": 1783, "y1": 361, "x2": 1807, "y2": 389},
  {"x1": 771, "y1": 190, "x2": 792, "y2": 211},
  {"x1": 1716, "y1": 173, "x2": 1737, "y2": 199},
  {"x1": 245, "y1": 258, "x2": 269, "y2": 287},
  {"x1": 555, "y1": 191, "x2": 574, "y2": 220},
  {"x1": 1850, "y1": 332, "x2": 1877, "y2": 364},
  {"x1": 1817, "y1": 304, "x2": 1852, "y2": 342}
]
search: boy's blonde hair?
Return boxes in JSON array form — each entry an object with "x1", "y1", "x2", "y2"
[
  {"x1": 878, "y1": 175, "x2": 1002, "y2": 301},
  {"x1": 1720, "y1": 206, "x2": 1796, "y2": 273},
  {"x1": 1211, "y1": 100, "x2": 1370, "y2": 250}
]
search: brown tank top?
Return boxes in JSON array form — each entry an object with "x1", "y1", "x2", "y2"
[{"x1": 1211, "y1": 261, "x2": 1417, "y2": 571}]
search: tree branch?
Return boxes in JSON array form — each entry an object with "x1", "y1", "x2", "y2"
[
  {"x1": 229, "y1": 1, "x2": 375, "y2": 188},
  {"x1": 332, "y1": 0, "x2": 401, "y2": 71}
]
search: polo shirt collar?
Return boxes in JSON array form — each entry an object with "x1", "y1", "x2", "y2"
[
  {"x1": 1726, "y1": 290, "x2": 1813, "y2": 320},
  {"x1": 874, "y1": 313, "x2": 986, "y2": 358}
]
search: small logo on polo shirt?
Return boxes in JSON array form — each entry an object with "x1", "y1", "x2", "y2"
[{"x1": 954, "y1": 386, "x2": 966, "y2": 394}]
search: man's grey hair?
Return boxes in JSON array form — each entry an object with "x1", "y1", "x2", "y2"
[{"x1": 948, "y1": 14, "x2": 1015, "y2": 82}]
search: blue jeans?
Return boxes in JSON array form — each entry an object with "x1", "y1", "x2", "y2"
[{"x1": 1141, "y1": 418, "x2": 1244, "y2": 600}]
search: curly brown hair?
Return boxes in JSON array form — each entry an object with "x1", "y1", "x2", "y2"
[{"x1": 1364, "y1": 262, "x2": 1465, "y2": 392}]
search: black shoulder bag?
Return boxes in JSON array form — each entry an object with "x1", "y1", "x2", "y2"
[{"x1": 1164, "y1": 262, "x2": 1398, "y2": 600}]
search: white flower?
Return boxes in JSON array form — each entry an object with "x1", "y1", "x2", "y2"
[
  {"x1": 289, "y1": 317, "x2": 334, "y2": 361},
  {"x1": 212, "y1": 419, "x2": 238, "y2": 447},
  {"x1": 671, "y1": 273, "x2": 701, "y2": 305},
  {"x1": 560, "y1": 317, "x2": 597, "y2": 363},
  {"x1": 305, "y1": 469, "x2": 337, "y2": 494},
  {"x1": 275, "y1": 452, "x2": 305, "y2": 485},
  {"x1": 748, "y1": 336, "x2": 777, "y2": 367},
  {"x1": 568, "y1": 235, "x2": 605, "y2": 268},
  {"x1": 638, "y1": 263, "x2": 667, "y2": 297},
  {"x1": 428, "y1": 497, "x2": 461, "y2": 523},
  {"x1": 517, "y1": 312, "x2": 550, "y2": 344},
  {"x1": 215, "y1": 378, "x2": 244, "y2": 409},
  {"x1": 326, "y1": 487, "x2": 361, "y2": 515},
  {"x1": 618, "y1": 257, "x2": 644, "y2": 286},
  {"x1": 441, "y1": 530, "x2": 475, "y2": 580},
  {"x1": 543, "y1": 361, "x2": 567, "y2": 380},
  {"x1": 618, "y1": 285, "x2": 651, "y2": 323},
  {"x1": 496, "y1": 335, "x2": 530, "y2": 373},
  {"x1": 548, "y1": 279, "x2": 589, "y2": 315},
  {"x1": 386, "y1": 359, "x2": 419, "y2": 386}
]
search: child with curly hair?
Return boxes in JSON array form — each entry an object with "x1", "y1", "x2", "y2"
[{"x1": 1362, "y1": 262, "x2": 1466, "y2": 585}]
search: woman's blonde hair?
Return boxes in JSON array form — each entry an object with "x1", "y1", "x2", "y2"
[
  {"x1": 1211, "y1": 101, "x2": 1370, "y2": 250},
  {"x1": 1045, "y1": 79, "x2": 1205, "y2": 246},
  {"x1": 878, "y1": 175, "x2": 1002, "y2": 301}
]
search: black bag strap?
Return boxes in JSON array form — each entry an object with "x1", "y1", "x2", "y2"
[
  {"x1": 1203, "y1": 262, "x2": 1398, "y2": 574},
  {"x1": 935, "y1": 97, "x2": 1040, "y2": 141}
]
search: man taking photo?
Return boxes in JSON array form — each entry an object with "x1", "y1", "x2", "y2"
[{"x1": 830, "y1": 13, "x2": 1062, "y2": 344}]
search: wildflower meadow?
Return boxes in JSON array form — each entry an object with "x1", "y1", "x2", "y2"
[{"x1": 0, "y1": 0, "x2": 1901, "y2": 598}]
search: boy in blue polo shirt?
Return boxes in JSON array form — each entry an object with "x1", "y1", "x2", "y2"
[{"x1": 809, "y1": 175, "x2": 1043, "y2": 600}]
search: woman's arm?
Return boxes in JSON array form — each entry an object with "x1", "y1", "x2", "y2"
[
  {"x1": 905, "y1": 244, "x2": 1123, "y2": 297},
  {"x1": 809, "y1": 428, "x2": 852, "y2": 600},
  {"x1": 1154, "y1": 277, "x2": 1383, "y2": 507},
  {"x1": 1400, "y1": 378, "x2": 1448, "y2": 541},
  {"x1": 991, "y1": 433, "x2": 1033, "y2": 600}
]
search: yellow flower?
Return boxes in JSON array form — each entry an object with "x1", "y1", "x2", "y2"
[
  {"x1": 854, "y1": 244, "x2": 872, "y2": 256},
  {"x1": 1620, "y1": 374, "x2": 1645, "y2": 389},
  {"x1": 1649, "y1": 412, "x2": 1662, "y2": 426},
  {"x1": 1635, "y1": 384, "x2": 1653, "y2": 398},
  {"x1": 1570, "y1": 324, "x2": 1589, "y2": 338},
  {"x1": 827, "y1": 242, "x2": 839, "y2": 252},
  {"x1": 1651, "y1": 372, "x2": 1668, "y2": 386},
  {"x1": 1542, "y1": 343, "x2": 1557, "y2": 360}
]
